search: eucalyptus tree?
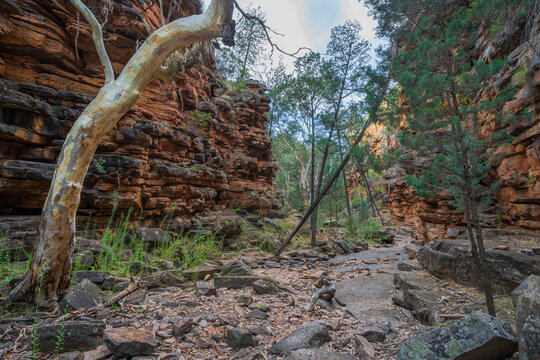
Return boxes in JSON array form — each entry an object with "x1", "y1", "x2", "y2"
[{"x1": 3, "y1": 0, "x2": 235, "y2": 308}]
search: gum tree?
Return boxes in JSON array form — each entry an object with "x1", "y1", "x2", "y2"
[{"x1": 3, "y1": 0, "x2": 235, "y2": 308}]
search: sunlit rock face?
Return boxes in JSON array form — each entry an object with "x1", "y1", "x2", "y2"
[
  {"x1": 0, "y1": 0, "x2": 278, "y2": 230},
  {"x1": 357, "y1": 6, "x2": 540, "y2": 241}
]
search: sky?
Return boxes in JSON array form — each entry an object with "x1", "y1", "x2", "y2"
[{"x1": 233, "y1": 0, "x2": 385, "y2": 71}]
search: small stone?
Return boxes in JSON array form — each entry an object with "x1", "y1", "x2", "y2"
[
  {"x1": 246, "y1": 310, "x2": 268, "y2": 320},
  {"x1": 173, "y1": 318, "x2": 193, "y2": 336},
  {"x1": 253, "y1": 279, "x2": 280, "y2": 295},
  {"x1": 59, "y1": 278, "x2": 100, "y2": 312},
  {"x1": 269, "y1": 322, "x2": 330, "y2": 356},
  {"x1": 357, "y1": 326, "x2": 386, "y2": 342},
  {"x1": 237, "y1": 294, "x2": 253, "y2": 306},
  {"x1": 103, "y1": 328, "x2": 157, "y2": 358},
  {"x1": 196, "y1": 337, "x2": 212, "y2": 349},
  {"x1": 220, "y1": 257, "x2": 253, "y2": 276},
  {"x1": 101, "y1": 276, "x2": 129, "y2": 292},
  {"x1": 493, "y1": 245, "x2": 509, "y2": 251},
  {"x1": 212, "y1": 332, "x2": 224, "y2": 342},
  {"x1": 81, "y1": 345, "x2": 111, "y2": 360},
  {"x1": 225, "y1": 328, "x2": 254, "y2": 349},
  {"x1": 182, "y1": 264, "x2": 218, "y2": 280},
  {"x1": 132, "y1": 227, "x2": 171, "y2": 249},
  {"x1": 248, "y1": 302, "x2": 270, "y2": 312},
  {"x1": 532, "y1": 247, "x2": 540, "y2": 255},
  {"x1": 354, "y1": 335, "x2": 375, "y2": 359},
  {"x1": 142, "y1": 270, "x2": 185, "y2": 288},
  {"x1": 284, "y1": 348, "x2": 355, "y2": 360},
  {"x1": 73, "y1": 270, "x2": 108, "y2": 284},
  {"x1": 196, "y1": 281, "x2": 217, "y2": 297}
]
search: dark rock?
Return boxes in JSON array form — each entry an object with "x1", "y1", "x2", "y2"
[
  {"x1": 101, "y1": 276, "x2": 129, "y2": 292},
  {"x1": 225, "y1": 328, "x2": 254, "y2": 349},
  {"x1": 284, "y1": 348, "x2": 355, "y2": 360},
  {"x1": 130, "y1": 261, "x2": 159, "y2": 276},
  {"x1": 533, "y1": 247, "x2": 540, "y2": 255},
  {"x1": 397, "y1": 312, "x2": 518, "y2": 360},
  {"x1": 397, "y1": 261, "x2": 422, "y2": 272},
  {"x1": 157, "y1": 260, "x2": 174, "y2": 270},
  {"x1": 214, "y1": 275, "x2": 264, "y2": 289},
  {"x1": 237, "y1": 294, "x2": 253, "y2": 306},
  {"x1": 196, "y1": 281, "x2": 217, "y2": 296},
  {"x1": 172, "y1": 318, "x2": 193, "y2": 336},
  {"x1": 142, "y1": 270, "x2": 184, "y2": 288},
  {"x1": 55, "y1": 351, "x2": 83, "y2": 360},
  {"x1": 59, "y1": 278, "x2": 100, "y2": 312},
  {"x1": 353, "y1": 335, "x2": 376, "y2": 359},
  {"x1": 212, "y1": 332, "x2": 224, "y2": 342},
  {"x1": 104, "y1": 328, "x2": 157, "y2": 358},
  {"x1": 417, "y1": 239, "x2": 540, "y2": 294},
  {"x1": 269, "y1": 321, "x2": 330, "y2": 356},
  {"x1": 221, "y1": 257, "x2": 253, "y2": 276},
  {"x1": 511, "y1": 275, "x2": 540, "y2": 360},
  {"x1": 132, "y1": 227, "x2": 171, "y2": 249},
  {"x1": 196, "y1": 336, "x2": 212, "y2": 349},
  {"x1": 394, "y1": 271, "x2": 436, "y2": 291},
  {"x1": 72, "y1": 250, "x2": 95, "y2": 268},
  {"x1": 123, "y1": 289, "x2": 146, "y2": 304},
  {"x1": 37, "y1": 321, "x2": 104, "y2": 353},
  {"x1": 403, "y1": 289, "x2": 443, "y2": 325},
  {"x1": 357, "y1": 323, "x2": 394, "y2": 342},
  {"x1": 253, "y1": 279, "x2": 280, "y2": 295},
  {"x1": 246, "y1": 310, "x2": 268, "y2": 320},
  {"x1": 73, "y1": 271, "x2": 108, "y2": 284}
]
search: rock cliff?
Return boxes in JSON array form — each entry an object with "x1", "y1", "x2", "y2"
[
  {"x1": 367, "y1": 4, "x2": 540, "y2": 241},
  {"x1": 0, "y1": 0, "x2": 278, "y2": 231}
]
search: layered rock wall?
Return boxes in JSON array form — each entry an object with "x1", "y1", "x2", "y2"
[
  {"x1": 367, "y1": 5, "x2": 540, "y2": 241},
  {"x1": 0, "y1": 0, "x2": 278, "y2": 231}
]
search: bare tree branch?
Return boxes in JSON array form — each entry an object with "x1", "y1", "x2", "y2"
[
  {"x1": 70, "y1": 0, "x2": 115, "y2": 84},
  {"x1": 233, "y1": 0, "x2": 311, "y2": 58}
]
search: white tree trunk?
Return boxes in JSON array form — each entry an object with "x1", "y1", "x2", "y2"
[{"x1": 4, "y1": 0, "x2": 234, "y2": 308}]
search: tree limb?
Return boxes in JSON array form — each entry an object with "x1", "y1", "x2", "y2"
[{"x1": 69, "y1": 0, "x2": 115, "y2": 84}]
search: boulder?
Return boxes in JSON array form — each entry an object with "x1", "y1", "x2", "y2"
[
  {"x1": 225, "y1": 328, "x2": 254, "y2": 349},
  {"x1": 103, "y1": 328, "x2": 157, "y2": 358},
  {"x1": 253, "y1": 279, "x2": 280, "y2": 295},
  {"x1": 357, "y1": 322, "x2": 395, "y2": 343},
  {"x1": 220, "y1": 257, "x2": 253, "y2": 276},
  {"x1": 284, "y1": 349, "x2": 355, "y2": 360},
  {"x1": 59, "y1": 279, "x2": 100, "y2": 312},
  {"x1": 511, "y1": 275, "x2": 540, "y2": 360},
  {"x1": 37, "y1": 321, "x2": 104, "y2": 353},
  {"x1": 132, "y1": 227, "x2": 171, "y2": 249},
  {"x1": 142, "y1": 270, "x2": 184, "y2": 288},
  {"x1": 417, "y1": 239, "x2": 540, "y2": 294},
  {"x1": 398, "y1": 312, "x2": 518, "y2": 360},
  {"x1": 269, "y1": 322, "x2": 331, "y2": 356}
]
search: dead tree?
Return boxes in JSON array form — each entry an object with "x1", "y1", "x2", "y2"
[{"x1": 2, "y1": 0, "x2": 234, "y2": 308}]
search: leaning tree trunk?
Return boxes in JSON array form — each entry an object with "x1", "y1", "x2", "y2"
[
  {"x1": 3, "y1": 0, "x2": 234, "y2": 308},
  {"x1": 337, "y1": 127, "x2": 352, "y2": 219}
]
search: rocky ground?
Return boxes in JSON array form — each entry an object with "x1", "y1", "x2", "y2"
[{"x1": 0, "y1": 220, "x2": 538, "y2": 360}]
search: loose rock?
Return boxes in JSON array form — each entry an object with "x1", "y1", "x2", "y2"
[
  {"x1": 225, "y1": 328, "x2": 254, "y2": 349},
  {"x1": 104, "y1": 328, "x2": 157, "y2": 358},
  {"x1": 269, "y1": 321, "x2": 330, "y2": 356},
  {"x1": 511, "y1": 275, "x2": 540, "y2": 360},
  {"x1": 59, "y1": 278, "x2": 100, "y2": 312}
]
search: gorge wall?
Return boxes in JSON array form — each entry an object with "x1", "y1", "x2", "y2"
[
  {"x1": 0, "y1": 0, "x2": 279, "y2": 234},
  {"x1": 370, "y1": 4, "x2": 540, "y2": 241}
]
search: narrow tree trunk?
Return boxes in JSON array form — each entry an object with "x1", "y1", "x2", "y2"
[
  {"x1": 469, "y1": 196, "x2": 497, "y2": 316},
  {"x1": 3, "y1": 0, "x2": 234, "y2": 307},
  {"x1": 337, "y1": 127, "x2": 352, "y2": 219},
  {"x1": 360, "y1": 168, "x2": 385, "y2": 226},
  {"x1": 310, "y1": 115, "x2": 317, "y2": 247}
]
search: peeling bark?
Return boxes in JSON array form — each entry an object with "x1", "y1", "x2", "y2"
[{"x1": 3, "y1": 0, "x2": 234, "y2": 308}]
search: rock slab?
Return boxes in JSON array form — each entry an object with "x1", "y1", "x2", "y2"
[
  {"x1": 284, "y1": 348, "x2": 355, "y2": 360},
  {"x1": 59, "y1": 278, "x2": 100, "y2": 312},
  {"x1": 398, "y1": 312, "x2": 517, "y2": 360},
  {"x1": 37, "y1": 321, "x2": 104, "y2": 353}
]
